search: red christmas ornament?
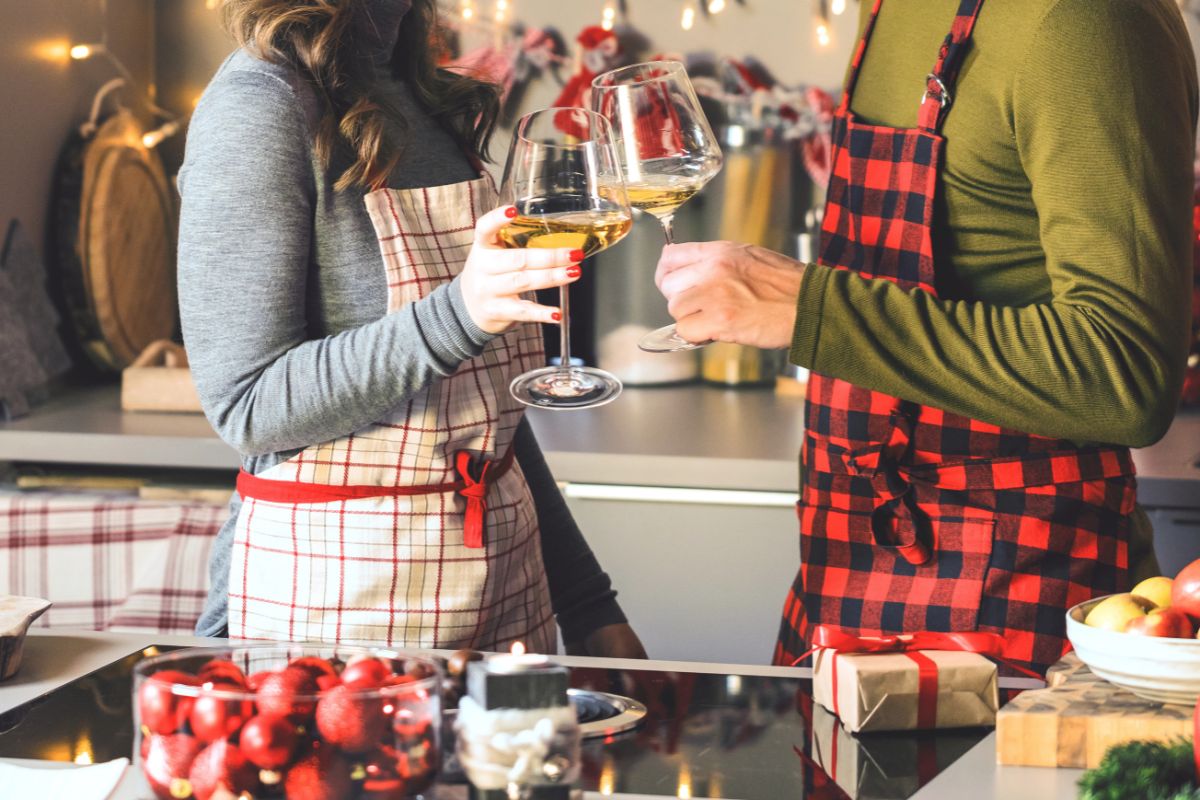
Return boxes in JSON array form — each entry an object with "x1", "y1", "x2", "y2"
[
  {"x1": 289, "y1": 656, "x2": 340, "y2": 681},
  {"x1": 189, "y1": 681, "x2": 254, "y2": 743},
  {"x1": 246, "y1": 670, "x2": 272, "y2": 692},
  {"x1": 315, "y1": 684, "x2": 388, "y2": 753},
  {"x1": 188, "y1": 739, "x2": 260, "y2": 800},
  {"x1": 255, "y1": 665, "x2": 320, "y2": 722},
  {"x1": 284, "y1": 743, "x2": 354, "y2": 800},
  {"x1": 238, "y1": 714, "x2": 300, "y2": 770},
  {"x1": 197, "y1": 660, "x2": 247, "y2": 688},
  {"x1": 142, "y1": 733, "x2": 202, "y2": 800},
  {"x1": 139, "y1": 671, "x2": 199, "y2": 736},
  {"x1": 358, "y1": 749, "x2": 409, "y2": 800},
  {"x1": 340, "y1": 657, "x2": 391, "y2": 689}
]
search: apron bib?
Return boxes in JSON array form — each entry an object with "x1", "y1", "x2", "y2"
[
  {"x1": 229, "y1": 175, "x2": 556, "y2": 652},
  {"x1": 774, "y1": 0, "x2": 1137, "y2": 674}
]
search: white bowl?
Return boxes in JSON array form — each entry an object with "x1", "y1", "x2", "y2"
[{"x1": 1066, "y1": 594, "x2": 1200, "y2": 705}]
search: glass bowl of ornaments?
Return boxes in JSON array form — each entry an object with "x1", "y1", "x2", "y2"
[{"x1": 132, "y1": 645, "x2": 441, "y2": 800}]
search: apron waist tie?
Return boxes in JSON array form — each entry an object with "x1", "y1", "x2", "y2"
[{"x1": 236, "y1": 447, "x2": 516, "y2": 550}]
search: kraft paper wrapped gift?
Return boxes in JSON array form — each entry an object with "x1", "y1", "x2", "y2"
[
  {"x1": 808, "y1": 703, "x2": 982, "y2": 800},
  {"x1": 812, "y1": 646, "x2": 999, "y2": 733}
]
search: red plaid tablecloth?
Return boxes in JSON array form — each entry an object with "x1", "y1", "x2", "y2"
[{"x1": 0, "y1": 491, "x2": 227, "y2": 634}]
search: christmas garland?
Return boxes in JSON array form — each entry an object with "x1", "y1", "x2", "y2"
[{"x1": 1078, "y1": 740, "x2": 1200, "y2": 800}]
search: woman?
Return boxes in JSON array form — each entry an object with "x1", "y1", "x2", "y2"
[
  {"x1": 178, "y1": 0, "x2": 645, "y2": 657},
  {"x1": 655, "y1": 0, "x2": 1196, "y2": 672}
]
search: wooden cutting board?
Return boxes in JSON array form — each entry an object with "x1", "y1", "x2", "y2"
[{"x1": 996, "y1": 653, "x2": 1193, "y2": 768}]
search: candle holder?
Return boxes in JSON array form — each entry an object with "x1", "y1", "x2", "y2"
[{"x1": 456, "y1": 653, "x2": 580, "y2": 800}]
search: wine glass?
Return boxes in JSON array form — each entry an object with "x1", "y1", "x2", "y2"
[
  {"x1": 500, "y1": 107, "x2": 634, "y2": 410},
  {"x1": 592, "y1": 60, "x2": 724, "y2": 353}
]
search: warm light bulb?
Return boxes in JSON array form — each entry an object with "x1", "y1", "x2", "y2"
[
  {"x1": 601, "y1": 2, "x2": 617, "y2": 30},
  {"x1": 831, "y1": 0, "x2": 846, "y2": 13},
  {"x1": 599, "y1": 757, "x2": 616, "y2": 795},
  {"x1": 462, "y1": 5, "x2": 473, "y2": 18},
  {"x1": 707, "y1": 0, "x2": 726, "y2": 12},
  {"x1": 142, "y1": 120, "x2": 181, "y2": 149},
  {"x1": 677, "y1": 765, "x2": 693, "y2": 800},
  {"x1": 815, "y1": 22, "x2": 832, "y2": 48},
  {"x1": 205, "y1": 0, "x2": 219, "y2": 9},
  {"x1": 681, "y1": 3, "x2": 696, "y2": 30},
  {"x1": 70, "y1": 44, "x2": 95, "y2": 60},
  {"x1": 510, "y1": 640, "x2": 526, "y2": 656}
]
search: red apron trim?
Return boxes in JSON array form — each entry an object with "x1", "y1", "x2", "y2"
[{"x1": 236, "y1": 447, "x2": 515, "y2": 551}]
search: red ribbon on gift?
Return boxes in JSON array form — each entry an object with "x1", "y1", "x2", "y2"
[{"x1": 794, "y1": 624, "x2": 1043, "y2": 730}]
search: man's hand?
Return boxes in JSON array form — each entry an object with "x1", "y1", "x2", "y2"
[
  {"x1": 656, "y1": 241, "x2": 806, "y2": 349},
  {"x1": 564, "y1": 623, "x2": 648, "y2": 659}
]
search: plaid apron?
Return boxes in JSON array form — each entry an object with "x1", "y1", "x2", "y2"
[
  {"x1": 229, "y1": 175, "x2": 556, "y2": 652},
  {"x1": 774, "y1": 0, "x2": 1138, "y2": 674}
]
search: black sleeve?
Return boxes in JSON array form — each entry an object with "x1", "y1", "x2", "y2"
[{"x1": 513, "y1": 416, "x2": 628, "y2": 644}]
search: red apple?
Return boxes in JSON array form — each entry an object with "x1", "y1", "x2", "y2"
[
  {"x1": 1171, "y1": 559, "x2": 1200, "y2": 620},
  {"x1": 1124, "y1": 607, "x2": 1196, "y2": 638}
]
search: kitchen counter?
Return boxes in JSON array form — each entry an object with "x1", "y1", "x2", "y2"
[
  {"x1": 0, "y1": 629, "x2": 1081, "y2": 800},
  {"x1": 1, "y1": 383, "x2": 1198, "y2": 501}
]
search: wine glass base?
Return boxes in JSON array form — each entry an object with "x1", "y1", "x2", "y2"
[
  {"x1": 638, "y1": 324, "x2": 709, "y2": 353},
  {"x1": 510, "y1": 366, "x2": 623, "y2": 410}
]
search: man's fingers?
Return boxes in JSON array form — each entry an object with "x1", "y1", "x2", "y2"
[
  {"x1": 667, "y1": 285, "x2": 705, "y2": 322},
  {"x1": 673, "y1": 311, "x2": 714, "y2": 345},
  {"x1": 488, "y1": 298, "x2": 562, "y2": 325},
  {"x1": 655, "y1": 241, "x2": 727, "y2": 288}
]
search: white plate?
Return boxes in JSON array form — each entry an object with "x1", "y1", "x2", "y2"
[{"x1": 1066, "y1": 594, "x2": 1200, "y2": 705}]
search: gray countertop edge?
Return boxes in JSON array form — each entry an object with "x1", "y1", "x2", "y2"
[{"x1": 0, "y1": 384, "x2": 1196, "y2": 504}]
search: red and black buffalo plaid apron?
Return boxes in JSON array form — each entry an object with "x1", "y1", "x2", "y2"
[
  {"x1": 228, "y1": 175, "x2": 556, "y2": 653},
  {"x1": 774, "y1": 0, "x2": 1138, "y2": 674}
]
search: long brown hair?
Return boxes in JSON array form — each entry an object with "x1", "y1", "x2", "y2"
[{"x1": 222, "y1": 0, "x2": 499, "y2": 191}]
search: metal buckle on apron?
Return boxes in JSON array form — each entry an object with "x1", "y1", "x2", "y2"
[{"x1": 921, "y1": 73, "x2": 952, "y2": 110}]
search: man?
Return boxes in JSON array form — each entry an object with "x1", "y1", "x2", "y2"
[{"x1": 658, "y1": 0, "x2": 1197, "y2": 672}]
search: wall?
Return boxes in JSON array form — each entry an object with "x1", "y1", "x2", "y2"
[
  {"x1": 0, "y1": 0, "x2": 155, "y2": 261},
  {"x1": 152, "y1": 0, "x2": 862, "y2": 174}
]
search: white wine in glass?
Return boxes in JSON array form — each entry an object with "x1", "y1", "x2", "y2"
[
  {"x1": 592, "y1": 61, "x2": 724, "y2": 353},
  {"x1": 500, "y1": 107, "x2": 633, "y2": 410}
]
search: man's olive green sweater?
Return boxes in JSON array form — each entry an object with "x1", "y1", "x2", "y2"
[{"x1": 791, "y1": 0, "x2": 1197, "y2": 450}]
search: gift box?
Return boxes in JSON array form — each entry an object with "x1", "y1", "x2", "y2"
[
  {"x1": 808, "y1": 703, "x2": 981, "y2": 799},
  {"x1": 810, "y1": 628, "x2": 999, "y2": 733}
]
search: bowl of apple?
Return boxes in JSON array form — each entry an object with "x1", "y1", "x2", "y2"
[{"x1": 1066, "y1": 559, "x2": 1200, "y2": 705}]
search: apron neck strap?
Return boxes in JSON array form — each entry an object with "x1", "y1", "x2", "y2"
[
  {"x1": 837, "y1": 0, "x2": 886, "y2": 114},
  {"x1": 918, "y1": 0, "x2": 987, "y2": 132}
]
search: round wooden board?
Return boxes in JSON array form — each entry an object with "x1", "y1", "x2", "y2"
[{"x1": 75, "y1": 110, "x2": 177, "y2": 370}]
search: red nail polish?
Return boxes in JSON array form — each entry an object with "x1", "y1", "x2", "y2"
[
  {"x1": 567, "y1": 266, "x2": 582, "y2": 278},
  {"x1": 551, "y1": 311, "x2": 562, "y2": 322},
  {"x1": 570, "y1": 249, "x2": 585, "y2": 262},
  {"x1": 505, "y1": 207, "x2": 518, "y2": 218}
]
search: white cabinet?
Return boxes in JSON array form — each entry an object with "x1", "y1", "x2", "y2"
[{"x1": 563, "y1": 484, "x2": 799, "y2": 665}]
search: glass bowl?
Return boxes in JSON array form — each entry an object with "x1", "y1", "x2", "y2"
[{"x1": 132, "y1": 645, "x2": 441, "y2": 799}]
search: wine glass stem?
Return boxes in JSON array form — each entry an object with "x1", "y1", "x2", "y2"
[
  {"x1": 558, "y1": 285, "x2": 572, "y2": 368},
  {"x1": 660, "y1": 214, "x2": 676, "y2": 245}
]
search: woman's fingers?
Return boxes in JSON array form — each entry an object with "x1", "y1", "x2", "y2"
[
  {"x1": 486, "y1": 298, "x2": 562, "y2": 325},
  {"x1": 499, "y1": 265, "x2": 582, "y2": 294},
  {"x1": 483, "y1": 246, "x2": 584, "y2": 273},
  {"x1": 475, "y1": 205, "x2": 519, "y2": 246}
]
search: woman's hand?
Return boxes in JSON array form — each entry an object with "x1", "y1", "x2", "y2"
[
  {"x1": 460, "y1": 206, "x2": 584, "y2": 334},
  {"x1": 565, "y1": 623, "x2": 649, "y2": 660},
  {"x1": 655, "y1": 241, "x2": 807, "y2": 349}
]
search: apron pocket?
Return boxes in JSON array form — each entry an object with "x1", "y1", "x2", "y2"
[{"x1": 799, "y1": 501, "x2": 995, "y2": 635}]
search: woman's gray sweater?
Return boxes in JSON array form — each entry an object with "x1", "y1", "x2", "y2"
[{"x1": 178, "y1": 1, "x2": 623, "y2": 643}]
